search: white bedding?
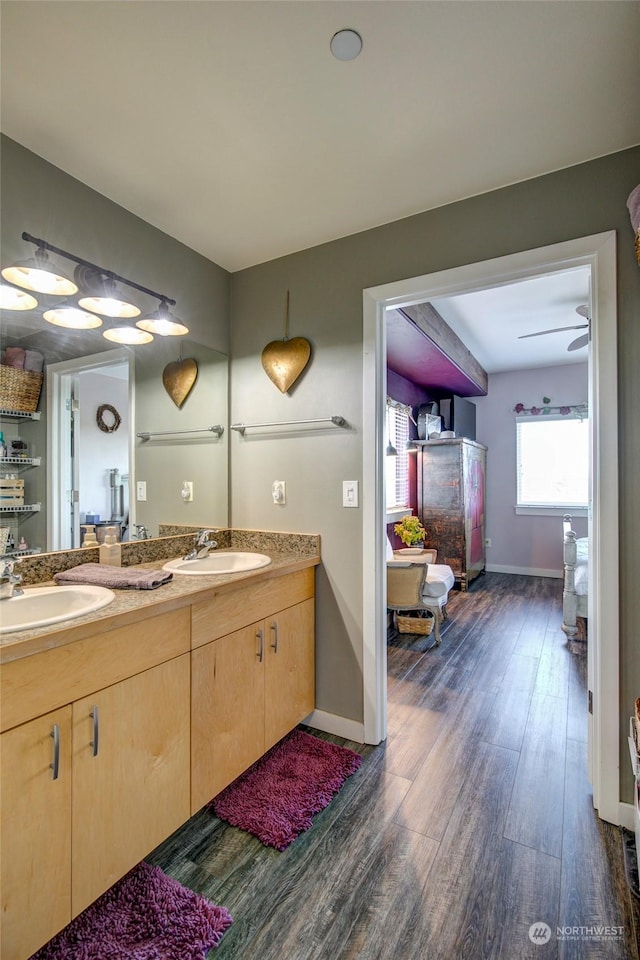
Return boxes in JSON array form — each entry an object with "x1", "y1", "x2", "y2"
[{"x1": 574, "y1": 537, "x2": 589, "y2": 596}]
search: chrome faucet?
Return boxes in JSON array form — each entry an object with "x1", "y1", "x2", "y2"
[
  {"x1": 0, "y1": 556, "x2": 23, "y2": 600},
  {"x1": 183, "y1": 529, "x2": 218, "y2": 561},
  {"x1": 134, "y1": 524, "x2": 150, "y2": 541}
]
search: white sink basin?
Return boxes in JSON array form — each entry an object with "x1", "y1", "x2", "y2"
[
  {"x1": 163, "y1": 552, "x2": 272, "y2": 576},
  {"x1": 0, "y1": 584, "x2": 116, "y2": 634}
]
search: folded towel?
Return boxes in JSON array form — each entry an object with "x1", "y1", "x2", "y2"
[
  {"x1": 24, "y1": 349, "x2": 44, "y2": 373},
  {"x1": 1, "y1": 347, "x2": 26, "y2": 369},
  {"x1": 54, "y1": 563, "x2": 173, "y2": 590},
  {"x1": 628, "y1": 184, "x2": 640, "y2": 232}
]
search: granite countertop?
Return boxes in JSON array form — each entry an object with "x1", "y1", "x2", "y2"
[{"x1": 0, "y1": 534, "x2": 320, "y2": 663}]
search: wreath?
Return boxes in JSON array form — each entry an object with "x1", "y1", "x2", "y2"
[{"x1": 96, "y1": 403, "x2": 122, "y2": 433}]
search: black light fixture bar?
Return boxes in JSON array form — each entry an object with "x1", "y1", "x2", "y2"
[{"x1": 21, "y1": 232, "x2": 176, "y2": 306}]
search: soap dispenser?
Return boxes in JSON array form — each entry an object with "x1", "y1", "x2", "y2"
[
  {"x1": 82, "y1": 524, "x2": 98, "y2": 548},
  {"x1": 99, "y1": 526, "x2": 121, "y2": 567}
]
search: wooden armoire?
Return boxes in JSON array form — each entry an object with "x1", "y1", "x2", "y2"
[{"x1": 416, "y1": 437, "x2": 487, "y2": 591}]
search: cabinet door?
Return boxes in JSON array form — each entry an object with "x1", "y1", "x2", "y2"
[
  {"x1": 71, "y1": 654, "x2": 190, "y2": 916},
  {"x1": 1, "y1": 706, "x2": 72, "y2": 960},
  {"x1": 265, "y1": 598, "x2": 315, "y2": 750},
  {"x1": 191, "y1": 622, "x2": 265, "y2": 812}
]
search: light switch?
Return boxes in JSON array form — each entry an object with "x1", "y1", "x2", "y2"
[
  {"x1": 343, "y1": 480, "x2": 359, "y2": 507},
  {"x1": 136, "y1": 481, "x2": 147, "y2": 501}
]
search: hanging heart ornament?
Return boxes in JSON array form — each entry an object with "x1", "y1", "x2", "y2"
[
  {"x1": 162, "y1": 358, "x2": 198, "y2": 408},
  {"x1": 261, "y1": 337, "x2": 311, "y2": 393}
]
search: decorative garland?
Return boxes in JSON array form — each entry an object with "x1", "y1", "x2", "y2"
[
  {"x1": 96, "y1": 403, "x2": 122, "y2": 433},
  {"x1": 513, "y1": 397, "x2": 588, "y2": 419}
]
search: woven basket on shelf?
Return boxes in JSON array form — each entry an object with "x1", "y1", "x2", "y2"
[
  {"x1": 396, "y1": 613, "x2": 434, "y2": 636},
  {"x1": 0, "y1": 366, "x2": 43, "y2": 413}
]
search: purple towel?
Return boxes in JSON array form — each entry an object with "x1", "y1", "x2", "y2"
[
  {"x1": 1, "y1": 347, "x2": 26, "y2": 369},
  {"x1": 54, "y1": 563, "x2": 173, "y2": 590}
]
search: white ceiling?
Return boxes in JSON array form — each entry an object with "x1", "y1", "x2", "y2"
[
  {"x1": 1, "y1": 1, "x2": 639, "y2": 274},
  {"x1": 429, "y1": 266, "x2": 592, "y2": 374}
]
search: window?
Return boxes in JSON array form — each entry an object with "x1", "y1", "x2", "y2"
[
  {"x1": 385, "y1": 401, "x2": 410, "y2": 510},
  {"x1": 516, "y1": 414, "x2": 589, "y2": 513}
]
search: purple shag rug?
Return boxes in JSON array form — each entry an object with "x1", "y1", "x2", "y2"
[
  {"x1": 29, "y1": 861, "x2": 233, "y2": 960},
  {"x1": 210, "y1": 729, "x2": 362, "y2": 851}
]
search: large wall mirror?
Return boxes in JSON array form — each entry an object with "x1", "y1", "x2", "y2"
[
  {"x1": 0, "y1": 311, "x2": 228, "y2": 554},
  {"x1": 1, "y1": 135, "x2": 231, "y2": 559}
]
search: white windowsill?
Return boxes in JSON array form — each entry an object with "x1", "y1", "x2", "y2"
[
  {"x1": 515, "y1": 505, "x2": 588, "y2": 518},
  {"x1": 385, "y1": 507, "x2": 412, "y2": 524}
]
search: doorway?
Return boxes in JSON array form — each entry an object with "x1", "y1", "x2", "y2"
[
  {"x1": 47, "y1": 348, "x2": 134, "y2": 550},
  {"x1": 362, "y1": 232, "x2": 620, "y2": 825}
]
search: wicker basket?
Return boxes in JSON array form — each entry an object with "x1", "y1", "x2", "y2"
[
  {"x1": 396, "y1": 613, "x2": 434, "y2": 635},
  {"x1": 0, "y1": 366, "x2": 43, "y2": 413}
]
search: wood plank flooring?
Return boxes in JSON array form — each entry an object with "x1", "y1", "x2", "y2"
[{"x1": 148, "y1": 572, "x2": 640, "y2": 959}]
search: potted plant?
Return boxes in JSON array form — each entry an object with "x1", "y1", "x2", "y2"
[{"x1": 394, "y1": 514, "x2": 427, "y2": 549}]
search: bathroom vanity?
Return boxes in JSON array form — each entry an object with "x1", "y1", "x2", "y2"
[{"x1": 0, "y1": 539, "x2": 318, "y2": 960}]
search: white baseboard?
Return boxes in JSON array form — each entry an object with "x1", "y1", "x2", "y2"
[
  {"x1": 619, "y1": 801, "x2": 636, "y2": 832},
  {"x1": 486, "y1": 563, "x2": 563, "y2": 579},
  {"x1": 303, "y1": 709, "x2": 365, "y2": 744}
]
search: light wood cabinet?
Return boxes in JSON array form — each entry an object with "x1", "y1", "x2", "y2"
[
  {"x1": 0, "y1": 707, "x2": 72, "y2": 960},
  {"x1": 71, "y1": 654, "x2": 190, "y2": 915},
  {"x1": 191, "y1": 570, "x2": 315, "y2": 812},
  {"x1": 0, "y1": 608, "x2": 191, "y2": 959}
]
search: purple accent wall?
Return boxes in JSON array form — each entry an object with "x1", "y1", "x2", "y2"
[{"x1": 474, "y1": 363, "x2": 588, "y2": 574}]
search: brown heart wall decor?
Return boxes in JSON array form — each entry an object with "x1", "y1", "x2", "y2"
[
  {"x1": 261, "y1": 337, "x2": 311, "y2": 394},
  {"x1": 162, "y1": 358, "x2": 198, "y2": 408}
]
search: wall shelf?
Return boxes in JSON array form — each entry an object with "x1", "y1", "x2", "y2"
[
  {"x1": 0, "y1": 409, "x2": 41, "y2": 421},
  {"x1": 0, "y1": 503, "x2": 41, "y2": 514},
  {"x1": 0, "y1": 457, "x2": 41, "y2": 469}
]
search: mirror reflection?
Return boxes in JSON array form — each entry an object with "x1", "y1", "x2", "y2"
[{"x1": 0, "y1": 307, "x2": 228, "y2": 555}]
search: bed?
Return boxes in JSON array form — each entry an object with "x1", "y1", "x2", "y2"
[{"x1": 561, "y1": 514, "x2": 588, "y2": 638}]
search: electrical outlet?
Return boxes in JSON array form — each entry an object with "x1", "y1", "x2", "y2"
[
  {"x1": 272, "y1": 481, "x2": 286, "y2": 504},
  {"x1": 181, "y1": 481, "x2": 193, "y2": 502},
  {"x1": 484, "y1": 537, "x2": 492, "y2": 547},
  {"x1": 136, "y1": 480, "x2": 147, "y2": 501}
]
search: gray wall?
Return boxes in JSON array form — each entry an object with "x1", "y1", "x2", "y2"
[
  {"x1": 230, "y1": 146, "x2": 640, "y2": 798},
  {"x1": 475, "y1": 363, "x2": 589, "y2": 574}
]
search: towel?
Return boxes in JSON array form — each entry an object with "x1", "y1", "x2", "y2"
[
  {"x1": 54, "y1": 563, "x2": 173, "y2": 590},
  {"x1": 627, "y1": 184, "x2": 640, "y2": 232},
  {"x1": 24, "y1": 349, "x2": 44, "y2": 373},
  {"x1": 1, "y1": 347, "x2": 26, "y2": 369}
]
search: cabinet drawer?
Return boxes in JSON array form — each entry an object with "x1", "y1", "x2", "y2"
[
  {"x1": 191, "y1": 568, "x2": 314, "y2": 648},
  {"x1": 1, "y1": 607, "x2": 190, "y2": 732}
]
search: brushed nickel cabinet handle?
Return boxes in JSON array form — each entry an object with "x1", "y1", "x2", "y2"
[
  {"x1": 270, "y1": 621, "x2": 278, "y2": 653},
  {"x1": 256, "y1": 629, "x2": 264, "y2": 662},
  {"x1": 50, "y1": 724, "x2": 60, "y2": 780},
  {"x1": 90, "y1": 705, "x2": 99, "y2": 757}
]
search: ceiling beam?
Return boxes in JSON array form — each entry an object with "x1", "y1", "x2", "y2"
[{"x1": 398, "y1": 302, "x2": 488, "y2": 395}]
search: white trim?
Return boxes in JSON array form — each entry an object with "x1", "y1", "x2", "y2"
[
  {"x1": 303, "y1": 709, "x2": 365, "y2": 744},
  {"x1": 363, "y1": 231, "x2": 619, "y2": 825},
  {"x1": 515, "y1": 507, "x2": 588, "y2": 518},
  {"x1": 486, "y1": 564, "x2": 563, "y2": 579},
  {"x1": 618, "y1": 801, "x2": 636, "y2": 833}
]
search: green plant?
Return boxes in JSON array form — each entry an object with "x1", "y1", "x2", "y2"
[{"x1": 394, "y1": 514, "x2": 427, "y2": 547}]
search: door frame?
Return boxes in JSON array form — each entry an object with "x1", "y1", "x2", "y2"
[
  {"x1": 47, "y1": 348, "x2": 134, "y2": 550},
  {"x1": 362, "y1": 231, "x2": 619, "y2": 824}
]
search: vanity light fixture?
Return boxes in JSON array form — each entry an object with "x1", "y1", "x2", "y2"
[
  {"x1": 103, "y1": 326, "x2": 154, "y2": 345},
  {"x1": 76, "y1": 267, "x2": 140, "y2": 319},
  {"x1": 43, "y1": 304, "x2": 103, "y2": 330},
  {"x1": 1, "y1": 232, "x2": 188, "y2": 343},
  {"x1": 2, "y1": 244, "x2": 77, "y2": 296},
  {"x1": 0, "y1": 282, "x2": 38, "y2": 311},
  {"x1": 136, "y1": 299, "x2": 188, "y2": 337}
]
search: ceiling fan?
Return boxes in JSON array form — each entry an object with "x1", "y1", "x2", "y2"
[{"x1": 518, "y1": 305, "x2": 590, "y2": 352}]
